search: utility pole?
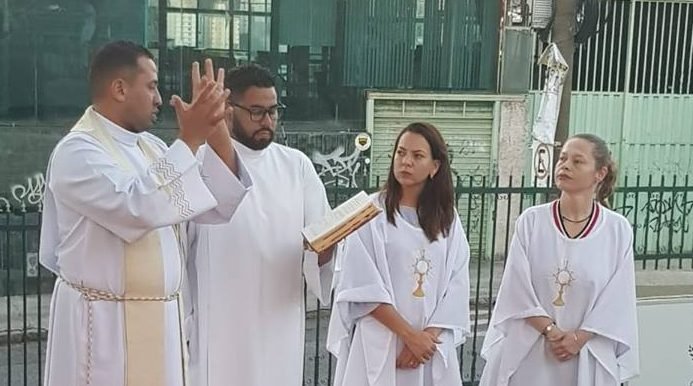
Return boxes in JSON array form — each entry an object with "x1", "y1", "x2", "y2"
[{"x1": 551, "y1": 0, "x2": 577, "y2": 161}]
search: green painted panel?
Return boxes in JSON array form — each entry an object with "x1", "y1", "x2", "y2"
[
  {"x1": 528, "y1": 91, "x2": 693, "y2": 180},
  {"x1": 620, "y1": 144, "x2": 693, "y2": 177},
  {"x1": 568, "y1": 93, "x2": 625, "y2": 144},
  {"x1": 370, "y1": 98, "x2": 495, "y2": 185},
  {"x1": 623, "y1": 95, "x2": 693, "y2": 144},
  {"x1": 528, "y1": 91, "x2": 624, "y2": 145}
]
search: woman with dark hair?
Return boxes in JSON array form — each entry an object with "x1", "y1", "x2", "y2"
[
  {"x1": 327, "y1": 122, "x2": 471, "y2": 386},
  {"x1": 480, "y1": 134, "x2": 639, "y2": 386}
]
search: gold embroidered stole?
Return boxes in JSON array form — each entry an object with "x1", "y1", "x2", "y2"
[{"x1": 70, "y1": 107, "x2": 187, "y2": 385}]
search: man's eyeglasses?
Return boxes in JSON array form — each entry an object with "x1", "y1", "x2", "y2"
[{"x1": 232, "y1": 103, "x2": 286, "y2": 122}]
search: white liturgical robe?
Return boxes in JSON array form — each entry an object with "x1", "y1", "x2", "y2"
[
  {"x1": 39, "y1": 107, "x2": 251, "y2": 386},
  {"x1": 328, "y1": 199, "x2": 471, "y2": 386},
  {"x1": 185, "y1": 140, "x2": 334, "y2": 386},
  {"x1": 480, "y1": 201, "x2": 639, "y2": 386}
]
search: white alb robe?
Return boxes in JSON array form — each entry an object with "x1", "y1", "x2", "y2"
[
  {"x1": 185, "y1": 140, "x2": 334, "y2": 386},
  {"x1": 327, "y1": 201, "x2": 471, "y2": 386},
  {"x1": 480, "y1": 202, "x2": 639, "y2": 386},
  {"x1": 39, "y1": 107, "x2": 251, "y2": 386}
]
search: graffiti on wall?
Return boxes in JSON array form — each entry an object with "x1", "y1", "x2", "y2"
[
  {"x1": 612, "y1": 191, "x2": 693, "y2": 254},
  {"x1": 0, "y1": 173, "x2": 46, "y2": 212},
  {"x1": 613, "y1": 192, "x2": 693, "y2": 233},
  {"x1": 311, "y1": 146, "x2": 368, "y2": 187}
]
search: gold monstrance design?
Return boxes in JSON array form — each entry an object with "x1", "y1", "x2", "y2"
[
  {"x1": 552, "y1": 260, "x2": 576, "y2": 306},
  {"x1": 412, "y1": 249, "x2": 432, "y2": 297}
]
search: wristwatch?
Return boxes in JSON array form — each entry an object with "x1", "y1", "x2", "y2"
[{"x1": 542, "y1": 322, "x2": 556, "y2": 336}]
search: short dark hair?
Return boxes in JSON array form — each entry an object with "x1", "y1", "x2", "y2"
[
  {"x1": 381, "y1": 122, "x2": 455, "y2": 243},
  {"x1": 225, "y1": 63, "x2": 275, "y2": 98},
  {"x1": 88, "y1": 40, "x2": 155, "y2": 98}
]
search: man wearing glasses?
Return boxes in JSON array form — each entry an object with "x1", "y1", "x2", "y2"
[{"x1": 184, "y1": 64, "x2": 335, "y2": 386}]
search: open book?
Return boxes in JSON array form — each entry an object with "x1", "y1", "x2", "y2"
[{"x1": 302, "y1": 191, "x2": 382, "y2": 253}]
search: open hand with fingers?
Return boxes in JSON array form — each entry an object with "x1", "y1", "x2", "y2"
[
  {"x1": 184, "y1": 58, "x2": 238, "y2": 173},
  {"x1": 171, "y1": 60, "x2": 230, "y2": 153},
  {"x1": 191, "y1": 59, "x2": 234, "y2": 139}
]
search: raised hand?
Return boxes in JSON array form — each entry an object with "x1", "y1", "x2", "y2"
[
  {"x1": 171, "y1": 76, "x2": 230, "y2": 153},
  {"x1": 192, "y1": 59, "x2": 234, "y2": 137},
  {"x1": 190, "y1": 59, "x2": 238, "y2": 173}
]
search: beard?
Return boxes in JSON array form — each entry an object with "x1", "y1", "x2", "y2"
[{"x1": 231, "y1": 118, "x2": 275, "y2": 150}]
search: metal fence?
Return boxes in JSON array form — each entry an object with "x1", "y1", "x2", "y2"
[
  {"x1": 1, "y1": 175, "x2": 692, "y2": 385},
  {"x1": 531, "y1": 0, "x2": 693, "y2": 95}
]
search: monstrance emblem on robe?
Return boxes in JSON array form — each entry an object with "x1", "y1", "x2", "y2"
[
  {"x1": 552, "y1": 259, "x2": 575, "y2": 306},
  {"x1": 412, "y1": 248, "x2": 432, "y2": 297}
]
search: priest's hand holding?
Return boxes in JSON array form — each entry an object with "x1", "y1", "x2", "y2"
[
  {"x1": 317, "y1": 245, "x2": 336, "y2": 267},
  {"x1": 171, "y1": 71, "x2": 230, "y2": 154}
]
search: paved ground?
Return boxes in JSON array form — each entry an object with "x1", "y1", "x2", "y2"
[{"x1": 0, "y1": 341, "x2": 44, "y2": 386}]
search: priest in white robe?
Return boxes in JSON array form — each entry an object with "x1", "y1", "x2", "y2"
[
  {"x1": 480, "y1": 134, "x2": 639, "y2": 386},
  {"x1": 39, "y1": 42, "x2": 250, "y2": 386},
  {"x1": 327, "y1": 122, "x2": 471, "y2": 386},
  {"x1": 184, "y1": 63, "x2": 334, "y2": 386}
]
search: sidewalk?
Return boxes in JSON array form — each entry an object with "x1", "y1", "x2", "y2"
[
  {"x1": 0, "y1": 293, "x2": 50, "y2": 345},
  {"x1": 635, "y1": 269, "x2": 693, "y2": 297}
]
